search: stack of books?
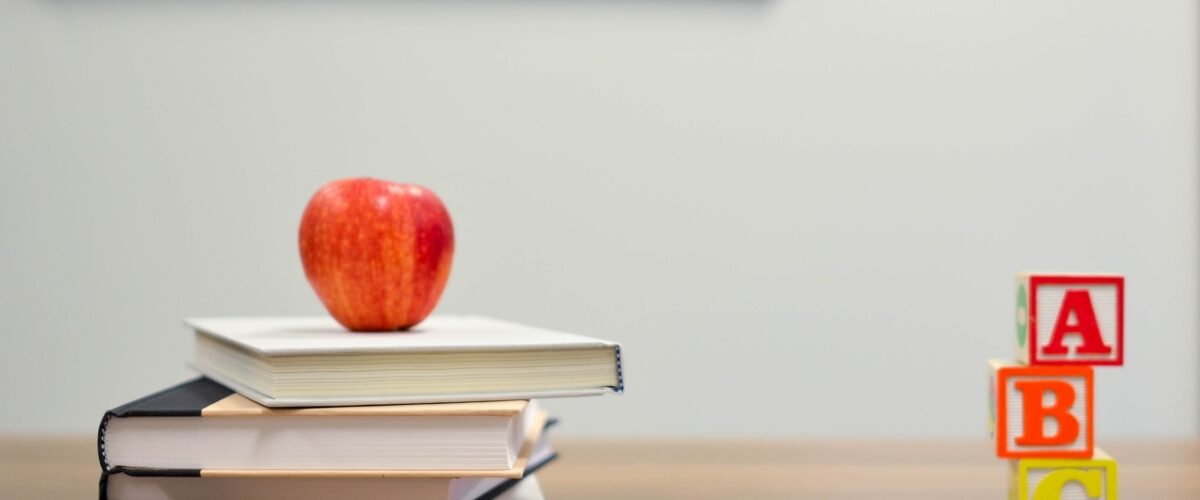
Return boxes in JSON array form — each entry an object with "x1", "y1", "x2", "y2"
[
  {"x1": 988, "y1": 273, "x2": 1123, "y2": 499},
  {"x1": 97, "y1": 315, "x2": 624, "y2": 500}
]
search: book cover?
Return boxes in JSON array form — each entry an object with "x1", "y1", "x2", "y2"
[{"x1": 187, "y1": 315, "x2": 624, "y2": 407}]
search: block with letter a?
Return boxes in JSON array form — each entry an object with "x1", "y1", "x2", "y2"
[
  {"x1": 989, "y1": 360, "x2": 1093, "y2": 459},
  {"x1": 1008, "y1": 448, "x2": 1118, "y2": 500},
  {"x1": 1015, "y1": 273, "x2": 1124, "y2": 366}
]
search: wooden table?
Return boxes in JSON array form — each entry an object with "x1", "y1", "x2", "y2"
[{"x1": 3, "y1": 437, "x2": 1197, "y2": 499}]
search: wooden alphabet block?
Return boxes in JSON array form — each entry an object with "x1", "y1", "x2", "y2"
[
  {"x1": 1016, "y1": 273, "x2": 1124, "y2": 366},
  {"x1": 1008, "y1": 448, "x2": 1118, "y2": 500},
  {"x1": 989, "y1": 360, "x2": 1093, "y2": 459}
]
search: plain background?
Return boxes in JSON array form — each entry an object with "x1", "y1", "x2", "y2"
[{"x1": 1, "y1": 0, "x2": 1196, "y2": 438}]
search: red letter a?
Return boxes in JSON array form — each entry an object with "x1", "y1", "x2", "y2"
[{"x1": 1042, "y1": 289, "x2": 1112, "y2": 356}]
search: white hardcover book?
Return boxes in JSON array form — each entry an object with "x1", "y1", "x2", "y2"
[{"x1": 187, "y1": 315, "x2": 624, "y2": 407}]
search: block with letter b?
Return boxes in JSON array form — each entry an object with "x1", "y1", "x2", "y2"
[
  {"x1": 1009, "y1": 448, "x2": 1118, "y2": 500},
  {"x1": 989, "y1": 360, "x2": 1093, "y2": 458},
  {"x1": 1015, "y1": 273, "x2": 1124, "y2": 366}
]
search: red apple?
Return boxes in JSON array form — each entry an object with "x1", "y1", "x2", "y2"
[{"x1": 299, "y1": 178, "x2": 454, "y2": 331}]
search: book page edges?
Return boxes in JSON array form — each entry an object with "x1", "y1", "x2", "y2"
[
  {"x1": 192, "y1": 363, "x2": 613, "y2": 408},
  {"x1": 196, "y1": 411, "x2": 547, "y2": 479},
  {"x1": 199, "y1": 393, "x2": 527, "y2": 417}
]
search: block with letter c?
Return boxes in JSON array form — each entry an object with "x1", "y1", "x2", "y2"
[{"x1": 1009, "y1": 448, "x2": 1117, "y2": 500}]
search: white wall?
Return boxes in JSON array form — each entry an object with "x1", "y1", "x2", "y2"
[{"x1": 1, "y1": 0, "x2": 1195, "y2": 437}]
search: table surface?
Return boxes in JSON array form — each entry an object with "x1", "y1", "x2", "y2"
[{"x1": 3, "y1": 437, "x2": 1198, "y2": 499}]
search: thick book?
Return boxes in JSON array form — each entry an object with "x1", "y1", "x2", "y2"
[
  {"x1": 102, "y1": 444, "x2": 556, "y2": 500},
  {"x1": 103, "y1": 445, "x2": 556, "y2": 500},
  {"x1": 98, "y1": 378, "x2": 546, "y2": 473},
  {"x1": 187, "y1": 315, "x2": 624, "y2": 407}
]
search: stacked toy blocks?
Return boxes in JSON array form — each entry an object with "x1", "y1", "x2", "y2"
[{"x1": 989, "y1": 272, "x2": 1124, "y2": 500}]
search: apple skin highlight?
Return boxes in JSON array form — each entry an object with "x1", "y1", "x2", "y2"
[{"x1": 299, "y1": 178, "x2": 454, "y2": 332}]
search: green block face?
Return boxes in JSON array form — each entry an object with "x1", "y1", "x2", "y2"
[{"x1": 1016, "y1": 283, "x2": 1028, "y2": 348}]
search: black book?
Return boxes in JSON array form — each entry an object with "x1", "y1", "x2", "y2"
[{"x1": 98, "y1": 378, "x2": 557, "y2": 500}]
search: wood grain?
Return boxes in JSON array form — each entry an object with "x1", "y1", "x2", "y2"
[
  {"x1": 3, "y1": 436, "x2": 1197, "y2": 499},
  {"x1": 538, "y1": 439, "x2": 1200, "y2": 499}
]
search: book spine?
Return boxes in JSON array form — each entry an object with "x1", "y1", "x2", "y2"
[
  {"x1": 97, "y1": 411, "x2": 114, "y2": 472},
  {"x1": 99, "y1": 467, "x2": 204, "y2": 500},
  {"x1": 613, "y1": 344, "x2": 625, "y2": 393},
  {"x1": 97, "y1": 378, "x2": 233, "y2": 472}
]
